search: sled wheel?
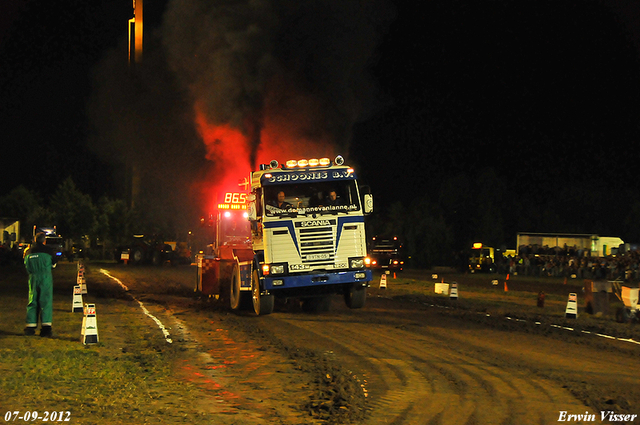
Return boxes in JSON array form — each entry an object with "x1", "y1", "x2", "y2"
[{"x1": 230, "y1": 263, "x2": 251, "y2": 310}]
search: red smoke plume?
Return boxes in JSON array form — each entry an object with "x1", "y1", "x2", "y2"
[{"x1": 194, "y1": 102, "x2": 337, "y2": 213}]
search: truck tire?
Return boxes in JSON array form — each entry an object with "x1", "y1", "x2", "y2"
[
  {"x1": 230, "y1": 263, "x2": 251, "y2": 311},
  {"x1": 344, "y1": 283, "x2": 366, "y2": 309},
  {"x1": 131, "y1": 247, "x2": 144, "y2": 265},
  {"x1": 251, "y1": 269, "x2": 274, "y2": 315}
]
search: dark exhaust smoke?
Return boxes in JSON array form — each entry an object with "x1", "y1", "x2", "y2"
[{"x1": 162, "y1": 0, "x2": 394, "y2": 165}]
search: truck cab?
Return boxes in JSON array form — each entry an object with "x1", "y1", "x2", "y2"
[
  {"x1": 33, "y1": 226, "x2": 64, "y2": 260},
  {"x1": 468, "y1": 243, "x2": 496, "y2": 273},
  {"x1": 368, "y1": 236, "x2": 404, "y2": 271},
  {"x1": 246, "y1": 156, "x2": 373, "y2": 314}
]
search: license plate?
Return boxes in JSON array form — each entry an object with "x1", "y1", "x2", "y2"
[{"x1": 307, "y1": 253, "x2": 329, "y2": 260}]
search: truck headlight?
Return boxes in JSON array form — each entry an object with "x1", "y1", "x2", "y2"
[
  {"x1": 349, "y1": 257, "x2": 365, "y2": 269},
  {"x1": 268, "y1": 263, "x2": 287, "y2": 275}
]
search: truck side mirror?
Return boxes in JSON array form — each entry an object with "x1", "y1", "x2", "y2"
[
  {"x1": 247, "y1": 201, "x2": 257, "y2": 221},
  {"x1": 363, "y1": 194, "x2": 373, "y2": 215}
]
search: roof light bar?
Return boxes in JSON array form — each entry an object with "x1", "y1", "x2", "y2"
[{"x1": 281, "y1": 156, "x2": 339, "y2": 168}]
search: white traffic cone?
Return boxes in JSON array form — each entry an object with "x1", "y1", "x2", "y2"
[
  {"x1": 450, "y1": 282, "x2": 458, "y2": 300},
  {"x1": 81, "y1": 304, "x2": 99, "y2": 345},
  {"x1": 379, "y1": 273, "x2": 387, "y2": 289},
  {"x1": 565, "y1": 293, "x2": 578, "y2": 319},
  {"x1": 72, "y1": 285, "x2": 83, "y2": 312}
]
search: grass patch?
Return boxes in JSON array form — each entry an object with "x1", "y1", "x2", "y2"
[{"x1": 0, "y1": 263, "x2": 219, "y2": 424}]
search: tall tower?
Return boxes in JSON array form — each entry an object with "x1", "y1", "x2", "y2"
[
  {"x1": 127, "y1": 0, "x2": 143, "y2": 209},
  {"x1": 128, "y1": 0, "x2": 143, "y2": 65}
]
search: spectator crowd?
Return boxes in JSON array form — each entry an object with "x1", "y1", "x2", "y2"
[{"x1": 491, "y1": 244, "x2": 639, "y2": 281}]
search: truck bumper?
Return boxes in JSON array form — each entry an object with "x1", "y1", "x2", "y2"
[{"x1": 263, "y1": 269, "x2": 372, "y2": 291}]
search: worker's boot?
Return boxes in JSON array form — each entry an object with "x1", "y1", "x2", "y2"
[
  {"x1": 40, "y1": 326, "x2": 52, "y2": 338},
  {"x1": 24, "y1": 326, "x2": 36, "y2": 336}
]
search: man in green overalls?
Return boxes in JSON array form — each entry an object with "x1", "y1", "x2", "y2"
[{"x1": 24, "y1": 232, "x2": 58, "y2": 337}]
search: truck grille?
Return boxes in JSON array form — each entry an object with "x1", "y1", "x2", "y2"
[{"x1": 298, "y1": 226, "x2": 334, "y2": 266}]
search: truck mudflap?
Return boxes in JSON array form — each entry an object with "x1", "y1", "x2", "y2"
[
  {"x1": 262, "y1": 269, "x2": 371, "y2": 291},
  {"x1": 196, "y1": 255, "x2": 222, "y2": 295}
]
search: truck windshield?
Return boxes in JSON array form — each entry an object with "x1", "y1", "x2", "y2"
[
  {"x1": 264, "y1": 180, "x2": 360, "y2": 217},
  {"x1": 219, "y1": 214, "x2": 251, "y2": 245}
]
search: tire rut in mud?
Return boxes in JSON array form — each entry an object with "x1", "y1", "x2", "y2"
[{"x1": 254, "y1": 302, "x2": 602, "y2": 425}]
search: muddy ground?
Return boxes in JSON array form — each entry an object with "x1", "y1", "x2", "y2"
[
  {"x1": 4, "y1": 262, "x2": 639, "y2": 424},
  {"x1": 91, "y1": 264, "x2": 640, "y2": 424}
]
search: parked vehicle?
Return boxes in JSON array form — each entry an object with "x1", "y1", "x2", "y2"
[{"x1": 116, "y1": 235, "x2": 176, "y2": 266}]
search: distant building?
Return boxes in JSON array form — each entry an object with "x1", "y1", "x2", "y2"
[{"x1": 516, "y1": 232, "x2": 624, "y2": 257}]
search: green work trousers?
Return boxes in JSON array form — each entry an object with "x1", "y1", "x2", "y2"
[{"x1": 25, "y1": 252, "x2": 54, "y2": 326}]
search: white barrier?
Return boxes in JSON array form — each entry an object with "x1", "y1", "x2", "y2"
[
  {"x1": 72, "y1": 285, "x2": 83, "y2": 312},
  {"x1": 565, "y1": 293, "x2": 578, "y2": 319},
  {"x1": 81, "y1": 304, "x2": 99, "y2": 345}
]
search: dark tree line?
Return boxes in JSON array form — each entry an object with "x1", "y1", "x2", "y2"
[
  {"x1": 366, "y1": 167, "x2": 640, "y2": 269},
  {"x1": 5, "y1": 168, "x2": 640, "y2": 268},
  {"x1": 0, "y1": 177, "x2": 178, "y2": 258}
]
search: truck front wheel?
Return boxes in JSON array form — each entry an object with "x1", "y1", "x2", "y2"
[
  {"x1": 344, "y1": 283, "x2": 367, "y2": 309},
  {"x1": 251, "y1": 269, "x2": 274, "y2": 315}
]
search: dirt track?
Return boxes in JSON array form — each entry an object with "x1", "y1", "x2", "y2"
[{"x1": 92, "y1": 264, "x2": 640, "y2": 424}]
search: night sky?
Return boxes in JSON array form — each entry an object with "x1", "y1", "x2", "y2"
[
  {"x1": 2, "y1": 0, "x2": 640, "y2": 240},
  {"x1": 353, "y1": 1, "x2": 640, "y2": 199}
]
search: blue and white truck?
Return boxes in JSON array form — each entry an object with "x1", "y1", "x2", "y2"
[{"x1": 198, "y1": 155, "x2": 373, "y2": 315}]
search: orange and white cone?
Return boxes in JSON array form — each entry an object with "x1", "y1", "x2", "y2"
[
  {"x1": 379, "y1": 273, "x2": 387, "y2": 289},
  {"x1": 450, "y1": 282, "x2": 458, "y2": 300}
]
